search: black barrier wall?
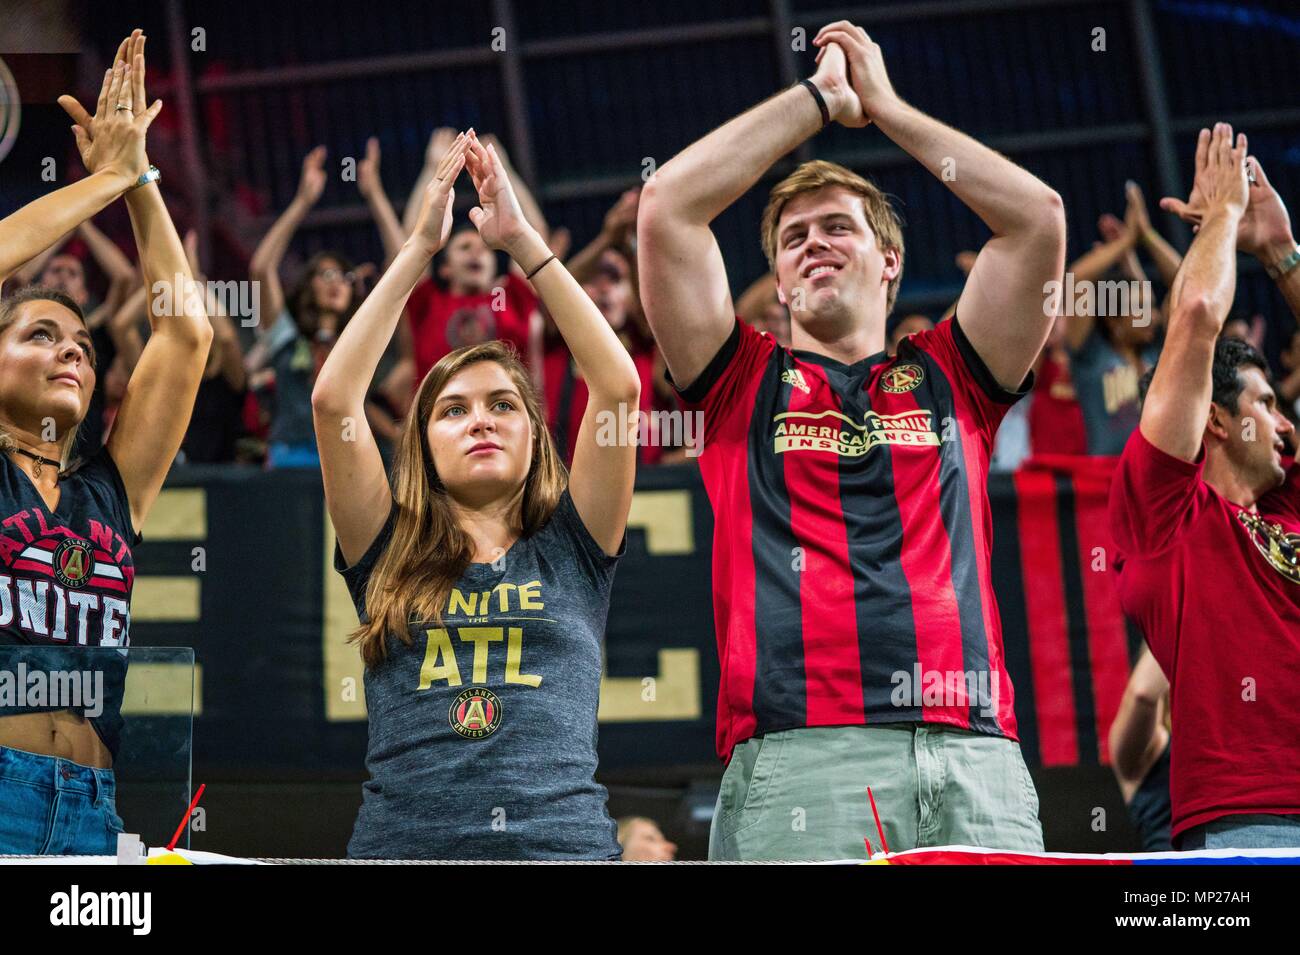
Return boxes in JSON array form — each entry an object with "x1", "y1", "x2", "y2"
[
  {"x1": 130, "y1": 460, "x2": 1132, "y2": 780},
  {"x1": 130, "y1": 464, "x2": 724, "y2": 779}
]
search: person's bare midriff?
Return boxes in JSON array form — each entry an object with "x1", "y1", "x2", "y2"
[{"x1": 0, "y1": 711, "x2": 112, "y2": 768}]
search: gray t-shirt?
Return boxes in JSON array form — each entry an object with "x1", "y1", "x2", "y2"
[
  {"x1": 265, "y1": 310, "x2": 317, "y2": 448},
  {"x1": 334, "y1": 489, "x2": 623, "y2": 860},
  {"x1": 1069, "y1": 329, "x2": 1161, "y2": 456},
  {"x1": 265, "y1": 309, "x2": 402, "y2": 454}
]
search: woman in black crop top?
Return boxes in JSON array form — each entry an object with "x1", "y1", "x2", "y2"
[{"x1": 0, "y1": 30, "x2": 213, "y2": 855}]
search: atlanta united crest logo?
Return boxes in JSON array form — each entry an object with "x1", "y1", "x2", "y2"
[
  {"x1": 449, "y1": 687, "x2": 503, "y2": 740},
  {"x1": 881, "y1": 363, "x2": 924, "y2": 394},
  {"x1": 446, "y1": 306, "x2": 498, "y2": 349},
  {"x1": 1237, "y1": 510, "x2": 1300, "y2": 585},
  {"x1": 52, "y1": 538, "x2": 95, "y2": 589}
]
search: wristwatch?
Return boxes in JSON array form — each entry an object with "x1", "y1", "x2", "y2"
[
  {"x1": 128, "y1": 165, "x2": 161, "y2": 192},
  {"x1": 1266, "y1": 244, "x2": 1300, "y2": 280}
]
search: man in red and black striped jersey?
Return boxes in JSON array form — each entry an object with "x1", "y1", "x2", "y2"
[
  {"x1": 1110, "y1": 126, "x2": 1300, "y2": 850},
  {"x1": 638, "y1": 21, "x2": 1066, "y2": 859}
]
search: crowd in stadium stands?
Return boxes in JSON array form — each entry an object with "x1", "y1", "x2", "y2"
[{"x1": 5, "y1": 130, "x2": 1299, "y2": 479}]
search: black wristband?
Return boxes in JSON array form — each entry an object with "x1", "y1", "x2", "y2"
[
  {"x1": 800, "y1": 79, "x2": 831, "y2": 129},
  {"x1": 525, "y1": 253, "x2": 557, "y2": 280}
]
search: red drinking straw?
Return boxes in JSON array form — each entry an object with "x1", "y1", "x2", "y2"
[
  {"x1": 867, "y1": 786, "x2": 890, "y2": 856},
  {"x1": 167, "y1": 782, "x2": 206, "y2": 852}
]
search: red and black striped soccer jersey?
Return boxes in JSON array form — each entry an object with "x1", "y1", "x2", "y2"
[{"x1": 674, "y1": 316, "x2": 1030, "y2": 762}]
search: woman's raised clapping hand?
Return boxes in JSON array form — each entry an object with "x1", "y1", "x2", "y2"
[
  {"x1": 57, "y1": 29, "x2": 162, "y2": 187},
  {"x1": 410, "y1": 129, "x2": 472, "y2": 254}
]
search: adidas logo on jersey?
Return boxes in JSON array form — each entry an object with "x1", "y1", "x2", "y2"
[{"x1": 781, "y1": 368, "x2": 810, "y2": 394}]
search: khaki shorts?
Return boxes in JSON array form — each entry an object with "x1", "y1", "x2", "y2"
[{"x1": 709, "y1": 723, "x2": 1043, "y2": 861}]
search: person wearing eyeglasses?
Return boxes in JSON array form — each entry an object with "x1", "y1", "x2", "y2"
[{"x1": 246, "y1": 146, "x2": 363, "y2": 469}]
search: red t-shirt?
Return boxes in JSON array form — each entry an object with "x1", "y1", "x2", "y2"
[
  {"x1": 406, "y1": 272, "x2": 538, "y2": 382},
  {"x1": 1109, "y1": 428, "x2": 1300, "y2": 839},
  {"x1": 1029, "y1": 348, "x2": 1088, "y2": 456},
  {"x1": 543, "y1": 326, "x2": 665, "y2": 466}
]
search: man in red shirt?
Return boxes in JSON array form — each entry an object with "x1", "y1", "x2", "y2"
[
  {"x1": 543, "y1": 246, "x2": 669, "y2": 466},
  {"x1": 1110, "y1": 124, "x2": 1300, "y2": 850},
  {"x1": 638, "y1": 21, "x2": 1065, "y2": 859},
  {"x1": 383, "y1": 132, "x2": 548, "y2": 383},
  {"x1": 406, "y1": 226, "x2": 543, "y2": 383},
  {"x1": 545, "y1": 189, "x2": 680, "y2": 465},
  {"x1": 1029, "y1": 315, "x2": 1088, "y2": 457}
]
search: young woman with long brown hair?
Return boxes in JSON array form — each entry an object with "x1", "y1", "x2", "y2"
[
  {"x1": 247, "y1": 146, "x2": 362, "y2": 469},
  {"x1": 312, "y1": 131, "x2": 640, "y2": 859},
  {"x1": 0, "y1": 30, "x2": 212, "y2": 854}
]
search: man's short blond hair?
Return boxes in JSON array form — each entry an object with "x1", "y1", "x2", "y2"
[{"x1": 760, "y1": 160, "x2": 905, "y2": 315}]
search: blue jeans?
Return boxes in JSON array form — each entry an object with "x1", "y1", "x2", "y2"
[
  {"x1": 0, "y1": 746, "x2": 123, "y2": 855},
  {"x1": 1178, "y1": 814, "x2": 1300, "y2": 850},
  {"x1": 266, "y1": 442, "x2": 320, "y2": 469}
]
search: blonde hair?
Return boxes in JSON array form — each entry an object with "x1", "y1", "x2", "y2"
[
  {"x1": 0, "y1": 288, "x2": 91, "y2": 469},
  {"x1": 351, "y1": 341, "x2": 567, "y2": 668},
  {"x1": 760, "y1": 159, "x2": 905, "y2": 315}
]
